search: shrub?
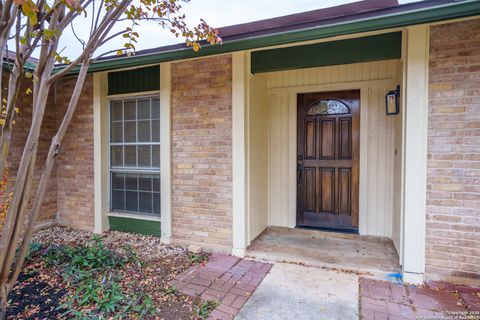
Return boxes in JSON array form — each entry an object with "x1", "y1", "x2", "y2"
[
  {"x1": 189, "y1": 253, "x2": 208, "y2": 265},
  {"x1": 193, "y1": 300, "x2": 219, "y2": 320},
  {"x1": 41, "y1": 237, "x2": 156, "y2": 319}
]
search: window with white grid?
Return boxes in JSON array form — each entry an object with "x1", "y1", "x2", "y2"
[{"x1": 109, "y1": 96, "x2": 160, "y2": 216}]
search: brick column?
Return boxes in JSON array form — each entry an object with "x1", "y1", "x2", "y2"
[{"x1": 171, "y1": 55, "x2": 233, "y2": 252}]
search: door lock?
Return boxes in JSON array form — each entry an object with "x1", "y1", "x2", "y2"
[{"x1": 297, "y1": 155, "x2": 304, "y2": 184}]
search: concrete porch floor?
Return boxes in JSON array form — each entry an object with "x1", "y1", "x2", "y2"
[{"x1": 246, "y1": 227, "x2": 401, "y2": 280}]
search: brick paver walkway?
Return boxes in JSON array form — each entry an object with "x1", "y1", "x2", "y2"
[
  {"x1": 360, "y1": 278, "x2": 480, "y2": 319},
  {"x1": 173, "y1": 254, "x2": 272, "y2": 320}
]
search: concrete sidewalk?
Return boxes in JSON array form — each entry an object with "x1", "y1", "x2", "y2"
[{"x1": 235, "y1": 263, "x2": 359, "y2": 320}]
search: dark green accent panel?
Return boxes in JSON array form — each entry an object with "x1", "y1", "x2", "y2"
[
  {"x1": 2, "y1": 60, "x2": 36, "y2": 72},
  {"x1": 251, "y1": 32, "x2": 401, "y2": 74},
  {"x1": 57, "y1": 1, "x2": 480, "y2": 74},
  {"x1": 108, "y1": 65, "x2": 159, "y2": 95},
  {"x1": 108, "y1": 216, "x2": 161, "y2": 237}
]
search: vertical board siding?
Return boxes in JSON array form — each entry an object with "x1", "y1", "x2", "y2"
[
  {"x1": 267, "y1": 60, "x2": 400, "y2": 237},
  {"x1": 268, "y1": 94, "x2": 291, "y2": 227},
  {"x1": 267, "y1": 61, "x2": 398, "y2": 89},
  {"x1": 247, "y1": 74, "x2": 269, "y2": 242}
]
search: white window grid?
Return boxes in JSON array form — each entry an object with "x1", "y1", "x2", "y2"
[{"x1": 108, "y1": 96, "x2": 161, "y2": 216}]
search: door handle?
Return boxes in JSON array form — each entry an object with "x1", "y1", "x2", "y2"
[{"x1": 297, "y1": 162, "x2": 304, "y2": 184}]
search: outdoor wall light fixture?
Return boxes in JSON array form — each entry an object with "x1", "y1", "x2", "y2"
[{"x1": 385, "y1": 85, "x2": 400, "y2": 115}]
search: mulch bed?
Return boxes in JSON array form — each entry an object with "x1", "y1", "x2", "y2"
[
  {"x1": 7, "y1": 271, "x2": 68, "y2": 319},
  {"x1": 6, "y1": 226, "x2": 210, "y2": 320}
]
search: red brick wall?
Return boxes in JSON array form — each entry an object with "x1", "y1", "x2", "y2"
[
  {"x1": 54, "y1": 75, "x2": 95, "y2": 231},
  {"x1": 2, "y1": 71, "x2": 57, "y2": 225},
  {"x1": 171, "y1": 55, "x2": 233, "y2": 252},
  {"x1": 427, "y1": 19, "x2": 480, "y2": 282}
]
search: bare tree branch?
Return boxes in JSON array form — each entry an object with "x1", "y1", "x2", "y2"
[
  {"x1": 116, "y1": 16, "x2": 170, "y2": 22},
  {"x1": 49, "y1": 0, "x2": 132, "y2": 83},
  {"x1": 71, "y1": 22, "x2": 86, "y2": 49},
  {"x1": 93, "y1": 0, "x2": 105, "y2": 33},
  {"x1": 0, "y1": 3, "x2": 19, "y2": 115},
  {"x1": 90, "y1": 0, "x2": 95, "y2": 35},
  {"x1": 98, "y1": 28, "x2": 127, "y2": 47},
  {"x1": 92, "y1": 47, "x2": 126, "y2": 62}
]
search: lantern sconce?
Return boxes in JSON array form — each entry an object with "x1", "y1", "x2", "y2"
[{"x1": 385, "y1": 85, "x2": 400, "y2": 115}]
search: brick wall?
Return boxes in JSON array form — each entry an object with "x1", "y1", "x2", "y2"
[
  {"x1": 2, "y1": 71, "x2": 57, "y2": 225},
  {"x1": 55, "y1": 74, "x2": 95, "y2": 231},
  {"x1": 427, "y1": 19, "x2": 480, "y2": 282},
  {"x1": 171, "y1": 55, "x2": 233, "y2": 252}
]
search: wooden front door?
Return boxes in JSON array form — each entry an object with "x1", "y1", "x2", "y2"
[{"x1": 296, "y1": 90, "x2": 360, "y2": 231}]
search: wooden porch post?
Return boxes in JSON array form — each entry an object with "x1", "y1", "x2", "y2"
[
  {"x1": 232, "y1": 52, "x2": 248, "y2": 257},
  {"x1": 402, "y1": 25, "x2": 430, "y2": 284},
  {"x1": 93, "y1": 72, "x2": 109, "y2": 234}
]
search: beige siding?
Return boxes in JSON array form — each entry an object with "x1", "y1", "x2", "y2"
[
  {"x1": 247, "y1": 74, "x2": 269, "y2": 242},
  {"x1": 392, "y1": 58, "x2": 405, "y2": 260},
  {"x1": 265, "y1": 60, "x2": 402, "y2": 237},
  {"x1": 266, "y1": 61, "x2": 398, "y2": 89},
  {"x1": 268, "y1": 93, "x2": 296, "y2": 227}
]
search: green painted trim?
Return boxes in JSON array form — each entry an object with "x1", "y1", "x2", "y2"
[
  {"x1": 2, "y1": 61, "x2": 37, "y2": 72},
  {"x1": 251, "y1": 32, "x2": 401, "y2": 74},
  {"x1": 59, "y1": 1, "x2": 480, "y2": 74},
  {"x1": 108, "y1": 216, "x2": 161, "y2": 237},
  {"x1": 108, "y1": 65, "x2": 160, "y2": 95}
]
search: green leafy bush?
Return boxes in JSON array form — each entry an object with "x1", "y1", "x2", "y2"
[
  {"x1": 41, "y1": 237, "x2": 156, "y2": 319},
  {"x1": 193, "y1": 300, "x2": 219, "y2": 319},
  {"x1": 189, "y1": 253, "x2": 208, "y2": 265},
  {"x1": 165, "y1": 285, "x2": 177, "y2": 295},
  {"x1": 27, "y1": 242, "x2": 43, "y2": 257}
]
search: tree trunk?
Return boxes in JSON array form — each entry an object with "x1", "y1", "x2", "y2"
[
  {"x1": 0, "y1": 2, "x2": 18, "y2": 109},
  {"x1": 0, "y1": 154, "x2": 36, "y2": 287},
  {"x1": 0, "y1": 5, "x2": 21, "y2": 181},
  {"x1": 0, "y1": 1, "x2": 135, "y2": 315},
  {"x1": 6, "y1": 59, "x2": 91, "y2": 295},
  {"x1": 0, "y1": 65, "x2": 23, "y2": 181},
  {"x1": 0, "y1": 293, "x2": 6, "y2": 320}
]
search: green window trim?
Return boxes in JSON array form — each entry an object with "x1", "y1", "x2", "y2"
[
  {"x1": 108, "y1": 216, "x2": 161, "y2": 237},
  {"x1": 108, "y1": 65, "x2": 160, "y2": 95}
]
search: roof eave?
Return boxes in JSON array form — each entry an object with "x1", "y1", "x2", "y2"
[{"x1": 60, "y1": 0, "x2": 480, "y2": 74}]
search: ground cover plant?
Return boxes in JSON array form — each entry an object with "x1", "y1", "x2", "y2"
[{"x1": 6, "y1": 227, "x2": 214, "y2": 319}]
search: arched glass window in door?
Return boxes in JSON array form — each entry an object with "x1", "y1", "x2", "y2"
[{"x1": 306, "y1": 99, "x2": 350, "y2": 115}]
